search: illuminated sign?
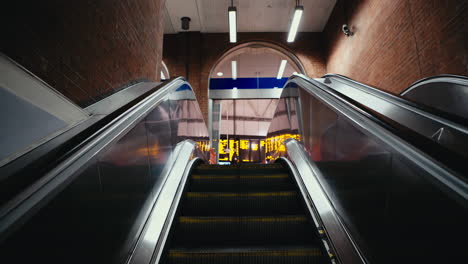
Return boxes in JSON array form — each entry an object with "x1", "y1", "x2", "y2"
[
  {"x1": 197, "y1": 141, "x2": 210, "y2": 152},
  {"x1": 217, "y1": 133, "x2": 300, "y2": 163},
  {"x1": 264, "y1": 133, "x2": 300, "y2": 162}
]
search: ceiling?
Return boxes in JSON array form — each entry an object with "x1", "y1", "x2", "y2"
[{"x1": 164, "y1": 0, "x2": 337, "y2": 34}]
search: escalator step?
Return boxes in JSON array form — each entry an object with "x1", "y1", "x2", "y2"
[
  {"x1": 195, "y1": 164, "x2": 287, "y2": 171},
  {"x1": 172, "y1": 215, "x2": 315, "y2": 245},
  {"x1": 163, "y1": 246, "x2": 326, "y2": 264},
  {"x1": 189, "y1": 174, "x2": 295, "y2": 192},
  {"x1": 182, "y1": 191, "x2": 304, "y2": 216}
]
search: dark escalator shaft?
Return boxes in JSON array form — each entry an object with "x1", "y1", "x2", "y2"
[{"x1": 160, "y1": 163, "x2": 330, "y2": 264}]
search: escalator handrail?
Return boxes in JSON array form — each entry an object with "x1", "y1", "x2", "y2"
[
  {"x1": 0, "y1": 77, "x2": 200, "y2": 239},
  {"x1": 315, "y1": 74, "x2": 468, "y2": 175},
  {"x1": 0, "y1": 78, "x2": 183, "y2": 208},
  {"x1": 279, "y1": 151, "x2": 366, "y2": 264},
  {"x1": 284, "y1": 75, "x2": 468, "y2": 203},
  {"x1": 400, "y1": 74, "x2": 468, "y2": 96},
  {"x1": 322, "y1": 73, "x2": 468, "y2": 129},
  {"x1": 127, "y1": 140, "x2": 200, "y2": 264}
]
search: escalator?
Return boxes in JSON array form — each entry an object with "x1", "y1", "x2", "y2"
[
  {"x1": 159, "y1": 163, "x2": 330, "y2": 264},
  {"x1": 1, "y1": 72, "x2": 467, "y2": 264},
  {"x1": 267, "y1": 74, "x2": 468, "y2": 263}
]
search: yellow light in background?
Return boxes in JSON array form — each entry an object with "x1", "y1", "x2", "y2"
[
  {"x1": 136, "y1": 143, "x2": 160, "y2": 157},
  {"x1": 229, "y1": 139, "x2": 237, "y2": 161},
  {"x1": 240, "y1": 140, "x2": 249, "y2": 150},
  {"x1": 219, "y1": 140, "x2": 228, "y2": 154},
  {"x1": 279, "y1": 145, "x2": 286, "y2": 152},
  {"x1": 264, "y1": 133, "x2": 301, "y2": 157},
  {"x1": 251, "y1": 143, "x2": 258, "y2": 151},
  {"x1": 196, "y1": 141, "x2": 210, "y2": 152}
]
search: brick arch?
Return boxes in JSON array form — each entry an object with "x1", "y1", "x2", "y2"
[{"x1": 207, "y1": 41, "x2": 307, "y2": 81}]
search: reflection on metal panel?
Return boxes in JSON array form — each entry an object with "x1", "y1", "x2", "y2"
[
  {"x1": 400, "y1": 75, "x2": 468, "y2": 119},
  {"x1": 320, "y1": 74, "x2": 468, "y2": 160},
  {"x1": 0, "y1": 87, "x2": 67, "y2": 163},
  {"x1": 146, "y1": 99, "x2": 173, "y2": 180},
  {"x1": 0, "y1": 79, "x2": 209, "y2": 264},
  {"x1": 267, "y1": 75, "x2": 468, "y2": 263},
  {"x1": 264, "y1": 85, "x2": 302, "y2": 161}
]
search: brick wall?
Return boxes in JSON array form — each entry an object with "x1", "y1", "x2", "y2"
[
  {"x1": 163, "y1": 32, "x2": 327, "y2": 120},
  {"x1": 1, "y1": 0, "x2": 165, "y2": 107},
  {"x1": 324, "y1": 0, "x2": 468, "y2": 94}
]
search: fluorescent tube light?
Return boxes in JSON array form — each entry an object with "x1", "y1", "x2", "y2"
[
  {"x1": 231, "y1": 61, "x2": 237, "y2": 80},
  {"x1": 287, "y1": 6, "x2": 303, "y2": 42},
  {"x1": 229, "y1": 7, "x2": 237, "y2": 43},
  {"x1": 277, "y1": 60, "x2": 287, "y2": 79}
]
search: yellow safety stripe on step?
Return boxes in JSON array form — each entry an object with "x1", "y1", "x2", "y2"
[
  {"x1": 179, "y1": 216, "x2": 307, "y2": 223},
  {"x1": 186, "y1": 192, "x2": 296, "y2": 198},
  {"x1": 191, "y1": 174, "x2": 289, "y2": 180},
  {"x1": 169, "y1": 248, "x2": 322, "y2": 257}
]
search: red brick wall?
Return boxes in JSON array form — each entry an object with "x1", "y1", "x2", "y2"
[
  {"x1": 1, "y1": 0, "x2": 165, "y2": 107},
  {"x1": 163, "y1": 32, "x2": 327, "y2": 120},
  {"x1": 324, "y1": 0, "x2": 468, "y2": 94}
]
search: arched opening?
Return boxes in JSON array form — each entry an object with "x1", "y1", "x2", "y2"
[
  {"x1": 208, "y1": 42, "x2": 305, "y2": 164},
  {"x1": 160, "y1": 61, "x2": 170, "y2": 81}
]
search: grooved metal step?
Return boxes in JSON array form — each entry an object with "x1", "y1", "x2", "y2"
[
  {"x1": 159, "y1": 164, "x2": 330, "y2": 264},
  {"x1": 182, "y1": 191, "x2": 304, "y2": 216},
  {"x1": 189, "y1": 173, "x2": 295, "y2": 192},
  {"x1": 163, "y1": 246, "x2": 326, "y2": 264},
  {"x1": 173, "y1": 215, "x2": 315, "y2": 245}
]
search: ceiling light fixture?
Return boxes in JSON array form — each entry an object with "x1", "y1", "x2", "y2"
[
  {"x1": 277, "y1": 60, "x2": 287, "y2": 79},
  {"x1": 287, "y1": 1, "x2": 304, "y2": 42},
  {"x1": 231, "y1": 61, "x2": 237, "y2": 80},
  {"x1": 228, "y1": 1, "x2": 237, "y2": 43}
]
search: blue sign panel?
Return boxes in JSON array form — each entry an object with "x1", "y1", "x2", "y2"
[{"x1": 209, "y1": 77, "x2": 288, "y2": 90}]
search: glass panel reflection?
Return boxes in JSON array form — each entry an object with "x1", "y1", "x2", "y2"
[
  {"x1": 0, "y1": 81, "x2": 209, "y2": 264},
  {"x1": 266, "y1": 80, "x2": 468, "y2": 263}
]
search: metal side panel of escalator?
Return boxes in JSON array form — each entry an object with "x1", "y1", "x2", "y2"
[
  {"x1": 0, "y1": 78, "x2": 210, "y2": 264},
  {"x1": 264, "y1": 74, "x2": 468, "y2": 263}
]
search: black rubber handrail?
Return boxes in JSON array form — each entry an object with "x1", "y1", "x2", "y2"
[
  {"x1": 322, "y1": 73, "x2": 468, "y2": 127},
  {"x1": 400, "y1": 74, "x2": 468, "y2": 96},
  {"x1": 289, "y1": 75, "x2": 468, "y2": 185},
  {"x1": 0, "y1": 78, "x2": 181, "y2": 208}
]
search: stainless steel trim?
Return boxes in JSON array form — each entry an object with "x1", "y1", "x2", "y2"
[
  {"x1": 127, "y1": 140, "x2": 199, "y2": 264},
  {"x1": 85, "y1": 81, "x2": 162, "y2": 115},
  {"x1": 0, "y1": 53, "x2": 89, "y2": 121},
  {"x1": 288, "y1": 76, "x2": 468, "y2": 203},
  {"x1": 401, "y1": 75, "x2": 468, "y2": 96},
  {"x1": 281, "y1": 142, "x2": 366, "y2": 264},
  {"x1": 318, "y1": 75, "x2": 468, "y2": 136},
  {"x1": 0, "y1": 78, "x2": 190, "y2": 237}
]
